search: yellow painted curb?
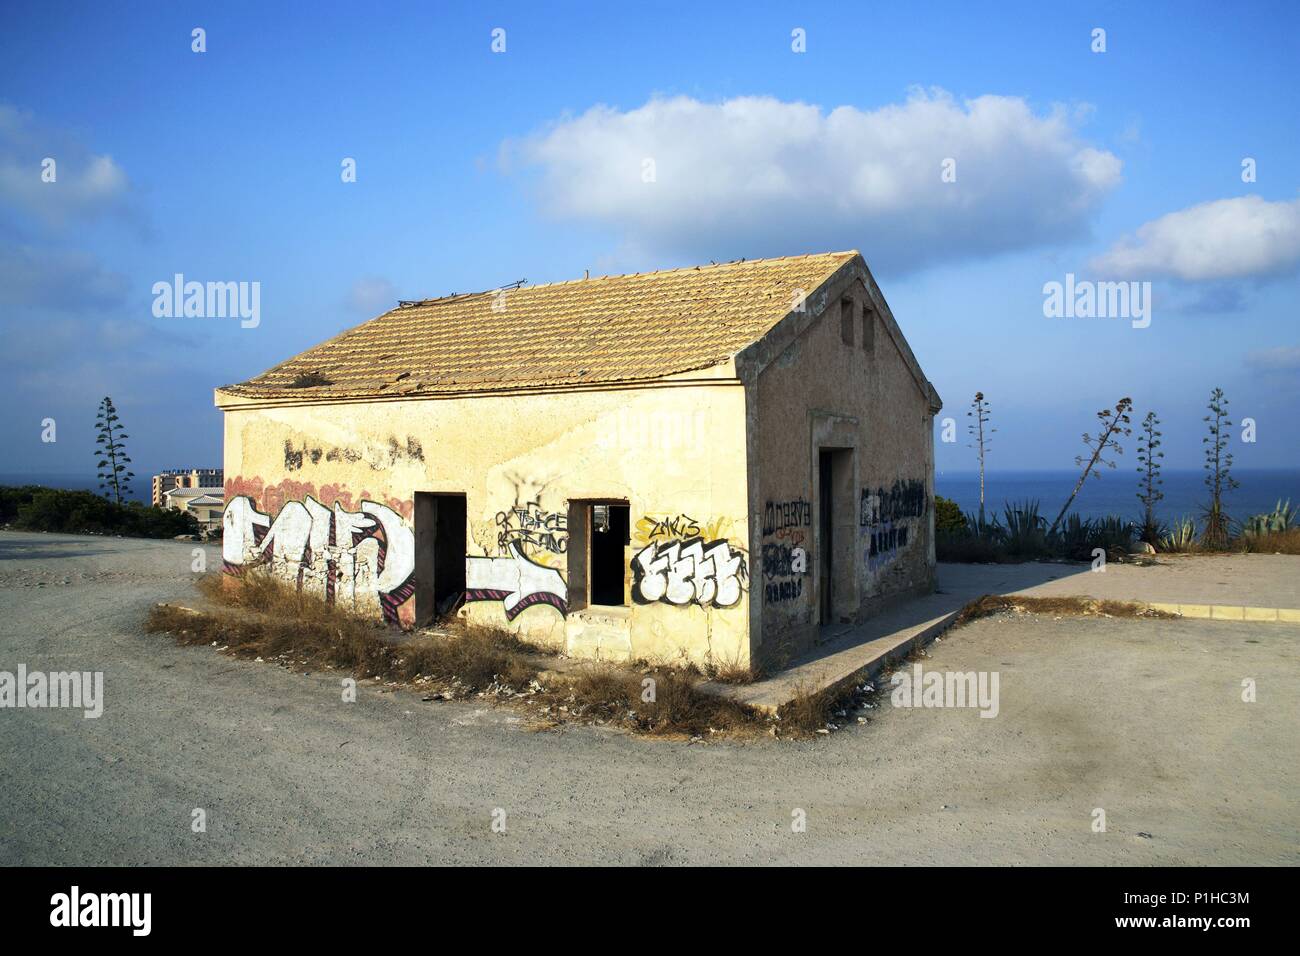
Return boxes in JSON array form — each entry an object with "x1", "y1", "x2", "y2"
[
  {"x1": 1211, "y1": 605, "x2": 1245, "y2": 620},
  {"x1": 1243, "y1": 606, "x2": 1280, "y2": 622},
  {"x1": 1151, "y1": 602, "x2": 1300, "y2": 624}
]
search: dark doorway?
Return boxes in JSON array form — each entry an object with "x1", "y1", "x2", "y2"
[
  {"x1": 819, "y1": 451, "x2": 834, "y2": 623},
  {"x1": 589, "y1": 503, "x2": 629, "y2": 606},
  {"x1": 413, "y1": 492, "x2": 466, "y2": 626},
  {"x1": 817, "y1": 447, "x2": 857, "y2": 625}
]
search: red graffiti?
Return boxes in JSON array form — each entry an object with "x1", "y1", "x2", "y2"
[{"x1": 225, "y1": 475, "x2": 413, "y2": 522}]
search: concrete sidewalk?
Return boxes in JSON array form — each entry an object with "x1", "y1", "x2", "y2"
[
  {"x1": 718, "y1": 554, "x2": 1300, "y2": 713},
  {"x1": 948, "y1": 553, "x2": 1300, "y2": 610}
]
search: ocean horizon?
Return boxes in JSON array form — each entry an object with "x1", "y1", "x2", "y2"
[
  {"x1": 4, "y1": 467, "x2": 1297, "y2": 529},
  {"x1": 936, "y1": 468, "x2": 1299, "y2": 526}
]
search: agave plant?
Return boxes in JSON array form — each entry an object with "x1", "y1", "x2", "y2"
[
  {"x1": 1242, "y1": 499, "x2": 1297, "y2": 537},
  {"x1": 1055, "y1": 512, "x2": 1094, "y2": 561},
  {"x1": 1160, "y1": 517, "x2": 1198, "y2": 553},
  {"x1": 1089, "y1": 516, "x2": 1135, "y2": 558},
  {"x1": 962, "y1": 508, "x2": 1003, "y2": 541},
  {"x1": 1001, "y1": 499, "x2": 1048, "y2": 557}
]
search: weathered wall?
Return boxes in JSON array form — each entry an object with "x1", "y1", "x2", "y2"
[
  {"x1": 218, "y1": 376, "x2": 754, "y2": 668},
  {"x1": 745, "y1": 270, "x2": 937, "y2": 665}
]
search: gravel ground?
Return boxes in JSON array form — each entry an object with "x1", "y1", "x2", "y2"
[{"x1": 1, "y1": 530, "x2": 1296, "y2": 865}]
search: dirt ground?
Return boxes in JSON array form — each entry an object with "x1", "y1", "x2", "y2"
[{"x1": 1, "y1": 530, "x2": 1296, "y2": 865}]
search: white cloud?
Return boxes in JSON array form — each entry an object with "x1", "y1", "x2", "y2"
[
  {"x1": 0, "y1": 103, "x2": 134, "y2": 228},
  {"x1": 504, "y1": 90, "x2": 1122, "y2": 273},
  {"x1": 1091, "y1": 196, "x2": 1300, "y2": 281},
  {"x1": 1245, "y1": 345, "x2": 1300, "y2": 372}
]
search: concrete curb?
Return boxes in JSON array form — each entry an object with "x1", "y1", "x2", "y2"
[
  {"x1": 705, "y1": 607, "x2": 963, "y2": 715},
  {"x1": 1147, "y1": 602, "x2": 1300, "y2": 623},
  {"x1": 793, "y1": 609, "x2": 962, "y2": 713}
]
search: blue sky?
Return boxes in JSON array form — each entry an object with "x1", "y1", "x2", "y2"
[{"x1": 2, "y1": 0, "x2": 1298, "y2": 487}]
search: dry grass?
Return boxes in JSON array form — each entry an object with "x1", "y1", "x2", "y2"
[
  {"x1": 153, "y1": 570, "x2": 764, "y2": 739},
  {"x1": 1237, "y1": 527, "x2": 1300, "y2": 555},
  {"x1": 543, "y1": 663, "x2": 757, "y2": 737},
  {"x1": 951, "y1": 593, "x2": 1179, "y2": 629},
  {"x1": 154, "y1": 571, "x2": 539, "y2": 692},
  {"x1": 705, "y1": 655, "x2": 762, "y2": 685},
  {"x1": 778, "y1": 680, "x2": 836, "y2": 734}
]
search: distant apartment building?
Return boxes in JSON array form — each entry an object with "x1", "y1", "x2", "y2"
[
  {"x1": 162, "y1": 486, "x2": 226, "y2": 532},
  {"x1": 152, "y1": 468, "x2": 224, "y2": 507}
]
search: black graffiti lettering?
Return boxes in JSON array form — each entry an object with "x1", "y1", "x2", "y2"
[
  {"x1": 762, "y1": 498, "x2": 812, "y2": 536},
  {"x1": 646, "y1": 513, "x2": 701, "y2": 540},
  {"x1": 860, "y1": 479, "x2": 928, "y2": 526},
  {"x1": 764, "y1": 578, "x2": 803, "y2": 604},
  {"x1": 868, "y1": 523, "x2": 908, "y2": 558},
  {"x1": 496, "y1": 502, "x2": 568, "y2": 555},
  {"x1": 761, "y1": 543, "x2": 794, "y2": 579}
]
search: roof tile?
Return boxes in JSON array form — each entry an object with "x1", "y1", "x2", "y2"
[{"x1": 218, "y1": 251, "x2": 856, "y2": 400}]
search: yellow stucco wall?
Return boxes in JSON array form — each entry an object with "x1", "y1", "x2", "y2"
[{"x1": 218, "y1": 376, "x2": 754, "y2": 668}]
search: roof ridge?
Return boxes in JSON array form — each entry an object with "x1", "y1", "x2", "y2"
[{"x1": 395, "y1": 250, "x2": 860, "y2": 305}]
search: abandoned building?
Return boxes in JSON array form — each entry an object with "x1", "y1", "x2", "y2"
[{"x1": 214, "y1": 251, "x2": 942, "y2": 671}]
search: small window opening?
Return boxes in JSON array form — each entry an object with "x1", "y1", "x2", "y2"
[
  {"x1": 840, "y1": 298, "x2": 855, "y2": 346},
  {"x1": 862, "y1": 304, "x2": 876, "y2": 353}
]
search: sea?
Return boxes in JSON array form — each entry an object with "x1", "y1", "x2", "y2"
[
  {"x1": 0, "y1": 472, "x2": 153, "y2": 503},
  {"x1": 936, "y1": 468, "x2": 1299, "y2": 526}
]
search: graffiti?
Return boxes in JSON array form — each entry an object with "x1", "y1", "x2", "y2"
[
  {"x1": 282, "y1": 436, "x2": 424, "y2": 473},
  {"x1": 495, "y1": 501, "x2": 567, "y2": 556},
  {"x1": 860, "y1": 479, "x2": 927, "y2": 574},
  {"x1": 225, "y1": 475, "x2": 412, "y2": 522},
  {"x1": 764, "y1": 578, "x2": 803, "y2": 604},
  {"x1": 632, "y1": 537, "x2": 748, "y2": 608},
  {"x1": 638, "y1": 513, "x2": 701, "y2": 541},
  {"x1": 761, "y1": 541, "x2": 806, "y2": 605},
  {"x1": 633, "y1": 513, "x2": 735, "y2": 549},
  {"x1": 760, "y1": 543, "x2": 808, "y2": 579},
  {"x1": 465, "y1": 542, "x2": 567, "y2": 619},
  {"x1": 763, "y1": 498, "x2": 811, "y2": 536},
  {"x1": 860, "y1": 479, "x2": 927, "y2": 527},
  {"x1": 866, "y1": 522, "x2": 909, "y2": 572},
  {"x1": 223, "y1": 494, "x2": 415, "y2": 625}
]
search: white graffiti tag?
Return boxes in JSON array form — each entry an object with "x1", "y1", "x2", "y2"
[
  {"x1": 465, "y1": 541, "x2": 567, "y2": 619},
  {"x1": 223, "y1": 495, "x2": 415, "y2": 623},
  {"x1": 631, "y1": 537, "x2": 747, "y2": 608}
]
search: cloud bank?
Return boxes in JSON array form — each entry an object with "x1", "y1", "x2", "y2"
[
  {"x1": 1092, "y1": 195, "x2": 1300, "y2": 281},
  {"x1": 507, "y1": 90, "x2": 1122, "y2": 273}
]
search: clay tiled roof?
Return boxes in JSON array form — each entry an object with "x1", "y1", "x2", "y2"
[{"x1": 217, "y1": 251, "x2": 858, "y2": 401}]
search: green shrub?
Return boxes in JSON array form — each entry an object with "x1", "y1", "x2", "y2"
[
  {"x1": 6, "y1": 486, "x2": 201, "y2": 539},
  {"x1": 934, "y1": 495, "x2": 966, "y2": 534}
]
